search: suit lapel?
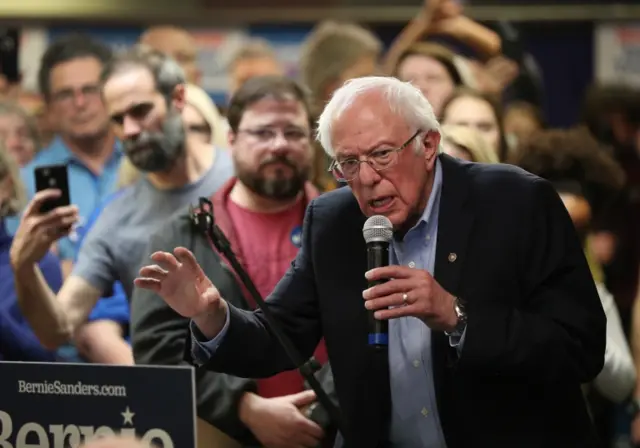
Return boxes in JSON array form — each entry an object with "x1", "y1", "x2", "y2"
[
  {"x1": 333, "y1": 194, "x2": 392, "y2": 445},
  {"x1": 431, "y1": 154, "x2": 475, "y2": 443},
  {"x1": 433, "y1": 154, "x2": 474, "y2": 297}
]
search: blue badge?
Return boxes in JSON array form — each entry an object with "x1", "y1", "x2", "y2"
[{"x1": 290, "y1": 226, "x2": 303, "y2": 248}]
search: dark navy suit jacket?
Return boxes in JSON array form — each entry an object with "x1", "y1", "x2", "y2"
[{"x1": 194, "y1": 154, "x2": 606, "y2": 447}]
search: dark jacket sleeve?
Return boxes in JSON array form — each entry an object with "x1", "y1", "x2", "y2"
[
  {"x1": 131, "y1": 215, "x2": 259, "y2": 444},
  {"x1": 458, "y1": 179, "x2": 606, "y2": 383},
  {"x1": 199, "y1": 201, "x2": 323, "y2": 379}
]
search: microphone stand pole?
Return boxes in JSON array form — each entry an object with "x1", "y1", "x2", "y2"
[{"x1": 191, "y1": 198, "x2": 346, "y2": 442}]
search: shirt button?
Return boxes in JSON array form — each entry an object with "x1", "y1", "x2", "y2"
[
  {"x1": 421, "y1": 407, "x2": 429, "y2": 417},
  {"x1": 425, "y1": 235, "x2": 431, "y2": 241},
  {"x1": 408, "y1": 261, "x2": 416, "y2": 268},
  {"x1": 412, "y1": 360, "x2": 420, "y2": 368}
]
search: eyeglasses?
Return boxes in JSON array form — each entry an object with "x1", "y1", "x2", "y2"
[
  {"x1": 237, "y1": 127, "x2": 310, "y2": 145},
  {"x1": 328, "y1": 130, "x2": 422, "y2": 182},
  {"x1": 51, "y1": 84, "x2": 101, "y2": 105}
]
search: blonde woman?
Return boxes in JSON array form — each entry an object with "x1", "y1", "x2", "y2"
[
  {"x1": 440, "y1": 124, "x2": 499, "y2": 164},
  {"x1": 0, "y1": 101, "x2": 42, "y2": 167}
]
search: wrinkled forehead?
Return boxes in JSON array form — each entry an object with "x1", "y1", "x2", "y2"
[
  {"x1": 103, "y1": 68, "x2": 160, "y2": 116},
  {"x1": 330, "y1": 95, "x2": 409, "y2": 157}
]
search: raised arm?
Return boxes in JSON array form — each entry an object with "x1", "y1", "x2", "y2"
[
  {"x1": 383, "y1": 0, "x2": 501, "y2": 75},
  {"x1": 135, "y1": 201, "x2": 323, "y2": 379},
  {"x1": 131, "y1": 225, "x2": 259, "y2": 443},
  {"x1": 133, "y1": 210, "x2": 327, "y2": 447},
  {"x1": 10, "y1": 190, "x2": 101, "y2": 349},
  {"x1": 383, "y1": 0, "x2": 443, "y2": 75},
  {"x1": 428, "y1": 16, "x2": 501, "y2": 59}
]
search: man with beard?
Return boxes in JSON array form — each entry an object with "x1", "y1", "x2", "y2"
[
  {"x1": 130, "y1": 76, "x2": 332, "y2": 448},
  {"x1": 9, "y1": 46, "x2": 233, "y2": 359}
]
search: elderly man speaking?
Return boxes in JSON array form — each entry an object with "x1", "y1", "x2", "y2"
[{"x1": 135, "y1": 76, "x2": 605, "y2": 448}]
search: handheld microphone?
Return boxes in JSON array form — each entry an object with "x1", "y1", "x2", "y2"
[{"x1": 362, "y1": 215, "x2": 393, "y2": 350}]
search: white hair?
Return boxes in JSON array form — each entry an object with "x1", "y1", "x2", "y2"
[{"x1": 316, "y1": 76, "x2": 441, "y2": 157}]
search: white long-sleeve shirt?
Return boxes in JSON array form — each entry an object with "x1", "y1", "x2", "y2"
[{"x1": 592, "y1": 283, "x2": 636, "y2": 403}]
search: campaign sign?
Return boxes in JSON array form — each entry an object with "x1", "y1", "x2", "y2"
[{"x1": 0, "y1": 362, "x2": 196, "y2": 448}]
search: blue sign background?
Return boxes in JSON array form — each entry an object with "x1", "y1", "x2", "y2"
[{"x1": 0, "y1": 362, "x2": 195, "y2": 447}]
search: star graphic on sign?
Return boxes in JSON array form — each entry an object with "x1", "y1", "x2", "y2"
[{"x1": 121, "y1": 406, "x2": 135, "y2": 426}]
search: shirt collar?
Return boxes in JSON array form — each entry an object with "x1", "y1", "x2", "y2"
[
  {"x1": 417, "y1": 157, "x2": 443, "y2": 228},
  {"x1": 46, "y1": 136, "x2": 74, "y2": 163},
  {"x1": 47, "y1": 135, "x2": 123, "y2": 164},
  {"x1": 393, "y1": 158, "x2": 442, "y2": 243}
]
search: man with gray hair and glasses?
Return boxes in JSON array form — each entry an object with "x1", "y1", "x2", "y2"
[{"x1": 136, "y1": 76, "x2": 606, "y2": 447}]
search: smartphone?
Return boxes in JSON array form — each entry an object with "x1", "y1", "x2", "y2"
[
  {"x1": 0, "y1": 28, "x2": 19, "y2": 83},
  {"x1": 34, "y1": 164, "x2": 71, "y2": 213}
]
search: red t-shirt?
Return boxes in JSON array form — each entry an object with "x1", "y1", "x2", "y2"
[{"x1": 227, "y1": 199, "x2": 328, "y2": 398}]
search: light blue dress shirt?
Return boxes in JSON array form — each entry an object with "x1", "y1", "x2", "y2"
[
  {"x1": 5, "y1": 136, "x2": 122, "y2": 261},
  {"x1": 191, "y1": 159, "x2": 465, "y2": 447},
  {"x1": 386, "y1": 159, "x2": 448, "y2": 447}
]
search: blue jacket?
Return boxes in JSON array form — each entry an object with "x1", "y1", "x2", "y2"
[{"x1": 0, "y1": 219, "x2": 61, "y2": 361}]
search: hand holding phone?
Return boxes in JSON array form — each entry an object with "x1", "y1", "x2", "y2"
[
  {"x1": 34, "y1": 164, "x2": 71, "y2": 213},
  {"x1": 9, "y1": 188, "x2": 78, "y2": 269}
]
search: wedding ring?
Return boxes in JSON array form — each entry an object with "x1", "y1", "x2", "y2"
[{"x1": 402, "y1": 293, "x2": 408, "y2": 306}]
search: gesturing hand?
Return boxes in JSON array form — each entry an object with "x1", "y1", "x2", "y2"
[
  {"x1": 134, "y1": 247, "x2": 227, "y2": 336},
  {"x1": 240, "y1": 391, "x2": 324, "y2": 448},
  {"x1": 363, "y1": 265, "x2": 458, "y2": 332},
  {"x1": 10, "y1": 189, "x2": 78, "y2": 270}
]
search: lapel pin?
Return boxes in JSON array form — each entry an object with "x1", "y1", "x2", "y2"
[{"x1": 448, "y1": 253, "x2": 457, "y2": 263}]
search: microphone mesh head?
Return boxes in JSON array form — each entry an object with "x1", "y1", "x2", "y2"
[{"x1": 363, "y1": 215, "x2": 393, "y2": 244}]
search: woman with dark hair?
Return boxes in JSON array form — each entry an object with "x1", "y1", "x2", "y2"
[
  {"x1": 579, "y1": 85, "x2": 640, "y2": 323},
  {"x1": 509, "y1": 127, "x2": 634, "y2": 446},
  {"x1": 440, "y1": 87, "x2": 508, "y2": 161},
  {"x1": 394, "y1": 43, "x2": 465, "y2": 118},
  {"x1": 299, "y1": 21, "x2": 382, "y2": 192},
  {"x1": 503, "y1": 101, "x2": 545, "y2": 149}
]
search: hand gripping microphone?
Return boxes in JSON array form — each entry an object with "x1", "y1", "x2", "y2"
[{"x1": 362, "y1": 215, "x2": 393, "y2": 350}]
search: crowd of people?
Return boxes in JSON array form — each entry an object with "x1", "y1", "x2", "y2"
[{"x1": 2, "y1": 0, "x2": 640, "y2": 446}]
